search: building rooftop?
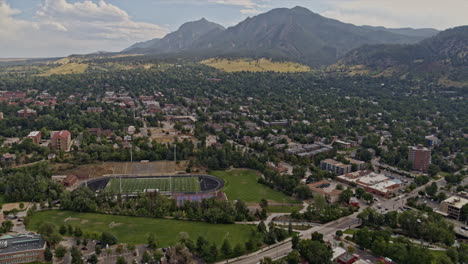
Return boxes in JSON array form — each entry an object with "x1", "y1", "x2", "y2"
[
  {"x1": 409, "y1": 144, "x2": 430, "y2": 151},
  {"x1": 0, "y1": 234, "x2": 46, "y2": 255},
  {"x1": 51, "y1": 130, "x2": 71, "y2": 139},
  {"x1": 27, "y1": 131, "x2": 41, "y2": 137},
  {"x1": 358, "y1": 172, "x2": 389, "y2": 186},
  {"x1": 443, "y1": 195, "x2": 468, "y2": 209}
]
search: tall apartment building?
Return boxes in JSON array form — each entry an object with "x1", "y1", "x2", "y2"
[
  {"x1": 50, "y1": 130, "x2": 72, "y2": 152},
  {"x1": 320, "y1": 159, "x2": 352, "y2": 175},
  {"x1": 0, "y1": 234, "x2": 46, "y2": 264},
  {"x1": 408, "y1": 145, "x2": 431, "y2": 171}
]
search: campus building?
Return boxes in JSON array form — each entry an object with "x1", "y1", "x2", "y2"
[
  {"x1": 26, "y1": 131, "x2": 41, "y2": 144},
  {"x1": 0, "y1": 234, "x2": 46, "y2": 264},
  {"x1": 50, "y1": 130, "x2": 72, "y2": 152},
  {"x1": 438, "y1": 192, "x2": 468, "y2": 220},
  {"x1": 16, "y1": 107, "x2": 37, "y2": 118},
  {"x1": 307, "y1": 180, "x2": 342, "y2": 203},
  {"x1": 320, "y1": 159, "x2": 352, "y2": 175},
  {"x1": 408, "y1": 145, "x2": 431, "y2": 171}
]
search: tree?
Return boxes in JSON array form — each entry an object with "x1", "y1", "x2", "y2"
[
  {"x1": 221, "y1": 239, "x2": 232, "y2": 257},
  {"x1": 260, "y1": 199, "x2": 268, "y2": 209},
  {"x1": 147, "y1": 233, "x2": 158, "y2": 249},
  {"x1": 71, "y1": 246, "x2": 83, "y2": 264},
  {"x1": 59, "y1": 225, "x2": 67, "y2": 235},
  {"x1": 74, "y1": 227, "x2": 83, "y2": 237},
  {"x1": 89, "y1": 254, "x2": 98, "y2": 264},
  {"x1": 101, "y1": 232, "x2": 118, "y2": 246},
  {"x1": 335, "y1": 230, "x2": 343, "y2": 238},
  {"x1": 292, "y1": 234, "x2": 300, "y2": 249},
  {"x1": 141, "y1": 251, "x2": 151, "y2": 264},
  {"x1": 298, "y1": 239, "x2": 333, "y2": 264},
  {"x1": 55, "y1": 245, "x2": 67, "y2": 258},
  {"x1": 286, "y1": 250, "x2": 301, "y2": 264},
  {"x1": 425, "y1": 182, "x2": 438, "y2": 197},
  {"x1": 44, "y1": 247, "x2": 53, "y2": 261},
  {"x1": 339, "y1": 188, "x2": 353, "y2": 204},
  {"x1": 116, "y1": 256, "x2": 127, "y2": 264}
]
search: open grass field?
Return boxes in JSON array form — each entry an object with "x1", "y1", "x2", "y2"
[
  {"x1": 27, "y1": 211, "x2": 254, "y2": 246},
  {"x1": 201, "y1": 58, "x2": 311, "y2": 73},
  {"x1": 106, "y1": 177, "x2": 201, "y2": 193},
  {"x1": 211, "y1": 169, "x2": 299, "y2": 205},
  {"x1": 38, "y1": 62, "x2": 88, "y2": 76}
]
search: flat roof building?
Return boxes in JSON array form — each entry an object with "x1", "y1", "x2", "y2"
[
  {"x1": 0, "y1": 234, "x2": 46, "y2": 264},
  {"x1": 438, "y1": 192, "x2": 468, "y2": 220},
  {"x1": 320, "y1": 159, "x2": 352, "y2": 175},
  {"x1": 307, "y1": 180, "x2": 342, "y2": 203}
]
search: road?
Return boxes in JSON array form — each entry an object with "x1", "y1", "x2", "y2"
[{"x1": 217, "y1": 214, "x2": 361, "y2": 264}]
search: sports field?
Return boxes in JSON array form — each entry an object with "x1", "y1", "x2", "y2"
[
  {"x1": 211, "y1": 169, "x2": 300, "y2": 205},
  {"x1": 27, "y1": 210, "x2": 254, "y2": 246},
  {"x1": 105, "y1": 177, "x2": 201, "y2": 193}
]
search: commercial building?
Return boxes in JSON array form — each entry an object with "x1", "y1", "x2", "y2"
[
  {"x1": 408, "y1": 145, "x2": 431, "y2": 171},
  {"x1": 26, "y1": 131, "x2": 41, "y2": 144},
  {"x1": 337, "y1": 171, "x2": 401, "y2": 198},
  {"x1": 438, "y1": 192, "x2": 468, "y2": 220},
  {"x1": 307, "y1": 180, "x2": 342, "y2": 203},
  {"x1": 50, "y1": 130, "x2": 72, "y2": 152},
  {"x1": 320, "y1": 159, "x2": 352, "y2": 175},
  {"x1": 0, "y1": 234, "x2": 46, "y2": 264}
]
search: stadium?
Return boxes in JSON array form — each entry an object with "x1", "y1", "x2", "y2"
[{"x1": 85, "y1": 174, "x2": 225, "y2": 204}]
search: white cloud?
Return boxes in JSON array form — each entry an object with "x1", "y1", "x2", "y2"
[
  {"x1": 0, "y1": 0, "x2": 169, "y2": 57},
  {"x1": 320, "y1": 0, "x2": 468, "y2": 29}
]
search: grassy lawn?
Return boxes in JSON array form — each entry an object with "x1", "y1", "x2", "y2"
[
  {"x1": 106, "y1": 177, "x2": 200, "y2": 193},
  {"x1": 211, "y1": 169, "x2": 299, "y2": 205},
  {"x1": 27, "y1": 210, "x2": 254, "y2": 246},
  {"x1": 344, "y1": 229, "x2": 358, "y2": 235},
  {"x1": 201, "y1": 58, "x2": 311, "y2": 73}
]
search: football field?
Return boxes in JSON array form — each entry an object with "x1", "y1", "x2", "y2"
[{"x1": 105, "y1": 177, "x2": 201, "y2": 193}]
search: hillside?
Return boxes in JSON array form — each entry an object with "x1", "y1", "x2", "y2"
[
  {"x1": 338, "y1": 26, "x2": 468, "y2": 84},
  {"x1": 124, "y1": 7, "x2": 438, "y2": 67}
]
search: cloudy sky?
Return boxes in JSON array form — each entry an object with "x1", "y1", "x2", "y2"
[{"x1": 1, "y1": 0, "x2": 467, "y2": 58}]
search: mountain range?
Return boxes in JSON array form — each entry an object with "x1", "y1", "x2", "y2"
[{"x1": 123, "y1": 6, "x2": 440, "y2": 67}]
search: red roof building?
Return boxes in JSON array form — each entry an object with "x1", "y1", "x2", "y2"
[{"x1": 51, "y1": 130, "x2": 72, "y2": 152}]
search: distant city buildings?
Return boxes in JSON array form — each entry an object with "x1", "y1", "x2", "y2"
[
  {"x1": 320, "y1": 159, "x2": 352, "y2": 175},
  {"x1": 50, "y1": 130, "x2": 72, "y2": 152},
  {"x1": 408, "y1": 145, "x2": 431, "y2": 171},
  {"x1": 0, "y1": 234, "x2": 46, "y2": 264}
]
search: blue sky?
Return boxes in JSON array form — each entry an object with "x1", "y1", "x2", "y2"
[{"x1": 1, "y1": 0, "x2": 467, "y2": 58}]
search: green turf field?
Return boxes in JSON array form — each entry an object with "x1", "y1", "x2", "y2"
[
  {"x1": 105, "y1": 177, "x2": 200, "y2": 193},
  {"x1": 27, "y1": 210, "x2": 254, "y2": 246},
  {"x1": 211, "y1": 169, "x2": 299, "y2": 205}
]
